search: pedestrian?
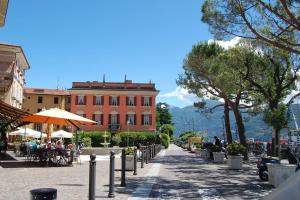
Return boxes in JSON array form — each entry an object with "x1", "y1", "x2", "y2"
[{"x1": 214, "y1": 136, "x2": 221, "y2": 147}]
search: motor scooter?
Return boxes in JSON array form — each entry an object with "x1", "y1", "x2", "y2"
[
  {"x1": 257, "y1": 148, "x2": 300, "y2": 181},
  {"x1": 257, "y1": 157, "x2": 280, "y2": 181}
]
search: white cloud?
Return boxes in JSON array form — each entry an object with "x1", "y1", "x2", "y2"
[
  {"x1": 208, "y1": 37, "x2": 240, "y2": 49},
  {"x1": 158, "y1": 87, "x2": 200, "y2": 104}
]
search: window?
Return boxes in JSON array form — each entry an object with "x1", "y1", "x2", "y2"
[
  {"x1": 143, "y1": 97, "x2": 150, "y2": 106},
  {"x1": 37, "y1": 108, "x2": 42, "y2": 112},
  {"x1": 111, "y1": 96, "x2": 118, "y2": 106},
  {"x1": 126, "y1": 114, "x2": 136, "y2": 125},
  {"x1": 35, "y1": 123, "x2": 42, "y2": 132},
  {"x1": 110, "y1": 114, "x2": 118, "y2": 124},
  {"x1": 54, "y1": 97, "x2": 59, "y2": 104},
  {"x1": 38, "y1": 96, "x2": 43, "y2": 103},
  {"x1": 127, "y1": 96, "x2": 135, "y2": 106},
  {"x1": 76, "y1": 111, "x2": 85, "y2": 118},
  {"x1": 93, "y1": 114, "x2": 103, "y2": 125},
  {"x1": 94, "y1": 96, "x2": 102, "y2": 105},
  {"x1": 142, "y1": 114, "x2": 152, "y2": 125},
  {"x1": 77, "y1": 95, "x2": 85, "y2": 105}
]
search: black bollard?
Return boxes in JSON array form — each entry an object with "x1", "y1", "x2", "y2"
[
  {"x1": 133, "y1": 148, "x2": 137, "y2": 175},
  {"x1": 154, "y1": 144, "x2": 156, "y2": 156},
  {"x1": 89, "y1": 154, "x2": 96, "y2": 200},
  {"x1": 108, "y1": 151, "x2": 115, "y2": 198},
  {"x1": 149, "y1": 146, "x2": 152, "y2": 160},
  {"x1": 121, "y1": 149, "x2": 126, "y2": 187},
  {"x1": 152, "y1": 145, "x2": 155, "y2": 158},
  {"x1": 141, "y1": 149, "x2": 144, "y2": 168},
  {"x1": 145, "y1": 148, "x2": 149, "y2": 164}
]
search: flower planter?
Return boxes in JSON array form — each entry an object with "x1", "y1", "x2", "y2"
[
  {"x1": 195, "y1": 149, "x2": 201, "y2": 156},
  {"x1": 190, "y1": 146, "x2": 196, "y2": 153},
  {"x1": 199, "y1": 149, "x2": 208, "y2": 159},
  {"x1": 227, "y1": 155, "x2": 243, "y2": 169},
  {"x1": 213, "y1": 152, "x2": 225, "y2": 163},
  {"x1": 125, "y1": 155, "x2": 134, "y2": 171},
  {"x1": 267, "y1": 163, "x2": 296, "y2": 187}
]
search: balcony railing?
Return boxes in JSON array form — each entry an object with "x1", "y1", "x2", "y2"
[{"x1": 109, "y1": 124, "x2": 120, "y2": 132}]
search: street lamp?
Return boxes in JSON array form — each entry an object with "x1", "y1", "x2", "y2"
[{"x1": 127, "y1": 120, "x2": 130, "y2": 147}]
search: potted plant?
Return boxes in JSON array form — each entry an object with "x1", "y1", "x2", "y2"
[
  {"x1": 194, "y1": 144, "x2": 202, "y2": 155},
  {"x1": 195, "y1": 144, "x2": 208, "y2": 159},
  {"x1": 125, "y1": 147, "x2": 135, "y2": 170},
  {"x1": 226, "y1": 141, "x2": 246, "y2": 169},
  {"x1": 212, "y1": 145, "x2": 225, "y2": 163}
]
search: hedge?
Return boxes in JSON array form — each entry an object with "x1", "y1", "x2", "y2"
[
  {"x1": 80, "y1": 131, "x2": 161, "y2": 147},
  {"x1": 118, "y1": 131, "x2": 157, "y2": 147},
  {"x1": 80, "y1": 131, "x2": 111, "y2": 147}
]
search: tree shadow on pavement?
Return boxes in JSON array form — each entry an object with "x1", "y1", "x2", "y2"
[{"x1": 124, "y1": 153, "x2": 274, "y2": 199}]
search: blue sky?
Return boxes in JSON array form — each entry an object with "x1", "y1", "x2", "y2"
[{"x1": 0, "y1": 1, "x2": 213, "y2": 108}]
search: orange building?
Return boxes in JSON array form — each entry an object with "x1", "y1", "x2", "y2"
[{"x1": 69, "y1": 79, "x2": 159, "y2": 133}]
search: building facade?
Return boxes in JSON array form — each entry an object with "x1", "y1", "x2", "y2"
[
  {"x1": 22, "y1": 88, "x2": 70, "y2": 131},
  {"x1": 69, "y1": 80, "x2": 159, "y2": 132},
  {"x1": 0, "y1": 43, "x2": 30, "y2": 109}
]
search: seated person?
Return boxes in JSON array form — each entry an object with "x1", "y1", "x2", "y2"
[
  {"x1": 46, "y1": 141, "x2": 54, "y2": 150},
  {"x1": 56, "y1": 140, "x2": 63, "y2": 149}
]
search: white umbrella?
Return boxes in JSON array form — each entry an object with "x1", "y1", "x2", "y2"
[
  {"x1": 51, "y1": 130, "x2": 73, "y2": 139},
  {"x1": 9, "y1": 128, "x2": 37, "y2": 137}
]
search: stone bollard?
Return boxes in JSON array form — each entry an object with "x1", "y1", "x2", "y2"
[
  {"x1": 108, "y1": 151, "x2": 115, "y2": 198},
  {"x1": 89, "y1": 154, "x2": 96, "y2": 200},
  {"x1": 121, "y1": 149, "x2": 126, "y2": 187},
  {"x1": 133, "y1": 148, "x2": 137, "y2": 175}
]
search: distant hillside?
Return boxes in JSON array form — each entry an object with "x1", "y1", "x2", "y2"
[{"x1": 169, "y1": 101, "x2": 300, "y2": 142}]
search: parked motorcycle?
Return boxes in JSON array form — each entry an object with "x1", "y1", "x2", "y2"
[
  {"x1": 257, "y1": 157, "x2": 280, "y2": 181},
  {"x1": 257, "y1": 147, "x2": 300, "y2": 181}
]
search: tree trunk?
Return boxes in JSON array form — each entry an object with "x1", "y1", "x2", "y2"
[
  {"x1": 269, "y1": 102, "x2": 280, "y2": 157},
  {"x1": 232, "y1": 105, "x2": 248, "y2": 160},
  {"x1": 224, "y1": 102, "x2": 232, "y2": 144},
  {"x1": 272, "y1": 127, "x2": 280, "y2": 157}
]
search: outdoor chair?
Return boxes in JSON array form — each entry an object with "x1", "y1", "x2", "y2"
[{"x1": 73, "y1": 149, "x2": 81, "y2": 165}]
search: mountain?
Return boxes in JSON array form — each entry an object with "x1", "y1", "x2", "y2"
[{"x1": 169, "y1": 101, "x2": 300, "y2": 142}]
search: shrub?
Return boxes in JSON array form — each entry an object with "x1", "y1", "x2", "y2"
[
  {"x1": 81, "y1": 137, "x2": 92, "y2": 147},
  {"x1": 195, "y1": 143, "x2": 205, "y2": 149},
  {"x1": 125, "y1": 147, "x2": 135, "y2": 155},
  {"x1": 119, "y1": 132, "x2": 156, "y2": 147},
  {"x1": 112, "y1": 134, "x2": 121, "y2": 146},
  {"x1": 161, "y1": 133, "x2": 170, "y2": 149},
  {"x1": 227, "y1": 141, "x2": 246, "y2": 156}
]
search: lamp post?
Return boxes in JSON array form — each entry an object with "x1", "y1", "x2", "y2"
[{"x1": 127, "y1": 120, "x2": 130, "y2": 147}]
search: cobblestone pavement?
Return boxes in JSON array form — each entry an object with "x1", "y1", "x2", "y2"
[{"x1": 0, "y1": 145, "x2": 274, "y2": 200}]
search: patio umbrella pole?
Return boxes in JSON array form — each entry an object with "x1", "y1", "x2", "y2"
[{"x1": 67, "y1": 120, "x2": 80, "y2": 150}]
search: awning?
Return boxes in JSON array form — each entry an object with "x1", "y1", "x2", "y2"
[{"x1": 0, "y1": 100, "x2": 31, "y2": 129}]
